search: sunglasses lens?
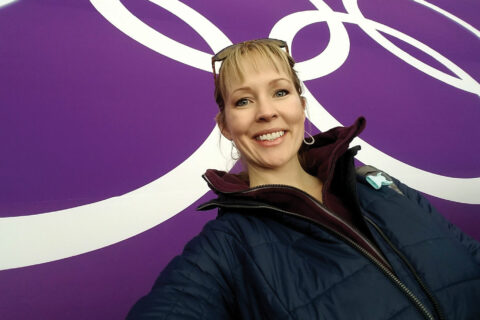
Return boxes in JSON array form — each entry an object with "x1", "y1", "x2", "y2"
[{"x1": 213, "y1": 48, "x2": 229, "y2": 62}]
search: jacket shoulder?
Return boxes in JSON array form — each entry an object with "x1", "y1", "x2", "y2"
[
  {"x1": 127, "y1": 215, "x2": 250, "y2": 319},
  {"x1": 355, "y1": 165, "x2": 480, "y2": 264}
]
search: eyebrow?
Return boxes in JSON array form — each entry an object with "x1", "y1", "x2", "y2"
[
  {"x1": 230, "y1": 77, "x2": 292, "y2": 95},
  {"x1": 270, "y1": 77, "x2": 291, "y2": 85}
]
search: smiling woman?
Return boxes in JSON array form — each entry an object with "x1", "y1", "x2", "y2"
[
  {"x1": 218, "y1": 53, "x2": 311, "y2": 190},
  {"x1": 127, "y1": 39, "x2": 480, "y2": 320},
  {"x1": 212, "y1": 40, "x2": 322, "y2": 195}
]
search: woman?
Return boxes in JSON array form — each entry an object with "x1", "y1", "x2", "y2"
[{"x1": 128, "y1": 39, "x2": 480, "y2": 319}]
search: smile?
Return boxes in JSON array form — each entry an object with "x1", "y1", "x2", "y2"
[{"x1": 255, "y1": 130, "x2": 285, "y2": 141}]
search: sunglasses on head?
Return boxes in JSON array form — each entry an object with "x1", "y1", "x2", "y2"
[{"x1": 211, "y1": 38, "x2": 289, "y2": 82}]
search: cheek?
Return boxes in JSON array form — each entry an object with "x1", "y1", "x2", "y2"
[
  {"x1": 224, "y1": 112, "x2": 247, "y2": 139},
  {"x1": 286, "y1": 107, "x2": 306, "y2": 126}
]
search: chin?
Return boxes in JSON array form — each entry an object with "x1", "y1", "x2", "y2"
[{"x1": 257, "y1": 157, "x2": 293, "y2": 170}]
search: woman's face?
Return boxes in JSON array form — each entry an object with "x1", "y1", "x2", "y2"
[{"x1": 219, "y1": 56, "x2": 306, "y2": 173}]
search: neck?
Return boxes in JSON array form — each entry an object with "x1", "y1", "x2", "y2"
[{"x1": 247, "y1": 158, "x2": 323, "y2": 203}]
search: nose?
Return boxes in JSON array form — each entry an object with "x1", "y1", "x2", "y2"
[{"x1": 256, "y1": 97, "x2": 278, "y2": 122}]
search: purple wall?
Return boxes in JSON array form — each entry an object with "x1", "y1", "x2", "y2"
[{"x1": 1, "y1": 0, "x2": 479, "y2": 318}]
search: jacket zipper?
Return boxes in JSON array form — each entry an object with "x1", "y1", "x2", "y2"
[
  {"x1": 364, "y1": 216, "x2": 445, "y2": 320},
  {"x1": 199, "y1": 197, "x2": 436, "y2": 320}
]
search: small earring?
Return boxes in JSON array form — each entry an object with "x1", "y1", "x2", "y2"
[
  {"x1": 231, "y1": 141, "x2": 241, "y2": 160},
  {"x1": 303, "y1": 131, "x2": 315, "y2": 145}
]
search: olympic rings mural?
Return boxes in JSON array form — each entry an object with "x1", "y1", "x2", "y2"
[{"x1": 0, "y1": 0, "x2": 479, "y2": 271}]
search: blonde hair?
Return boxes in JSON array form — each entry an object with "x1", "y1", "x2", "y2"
[{"x1": 214, "y1": 40, "x2": 303, "y2": 126}]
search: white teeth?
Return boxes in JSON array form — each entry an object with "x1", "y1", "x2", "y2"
[{"x1": 256, "y1": 131, "x2": 285, "y2": 141}]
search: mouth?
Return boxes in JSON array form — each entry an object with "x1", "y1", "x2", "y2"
[{"x1": 255, "y1": 130, "x2": 285, "y2": 142}]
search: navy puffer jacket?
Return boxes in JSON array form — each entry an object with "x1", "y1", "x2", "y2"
[
  {"x1": 128, "y1": 175, "x2": 480, "y2": 319},
  {"x1": 128, "y1": 119, "x2": 480, "y2": 319}
]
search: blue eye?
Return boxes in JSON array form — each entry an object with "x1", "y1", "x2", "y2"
[
  {"x1": 235, "y1": 98, "x2": 249, "y2": 107},
  {"x1": 275, "y1": 89, "x2": 289, "y2": 97}
]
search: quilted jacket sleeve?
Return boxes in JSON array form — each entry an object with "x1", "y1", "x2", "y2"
[
  {"x1": 127, "y1": 224, "x2": 237, "y2": 319},
  {"x1": 392, "y1": 176, "x2": 480, "y2": 265}
]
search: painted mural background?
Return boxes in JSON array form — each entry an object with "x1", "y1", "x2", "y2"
[{"x1": 0, "y1": 0, "x2": 479, "y2": 318}]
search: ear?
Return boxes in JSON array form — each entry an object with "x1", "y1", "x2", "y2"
[
  {"x1": 215, "y1": 112, "x2": 232, "y2": 140},
  {"x1": 301, "y1": 97, "x2": 307, "y2": 121}
]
